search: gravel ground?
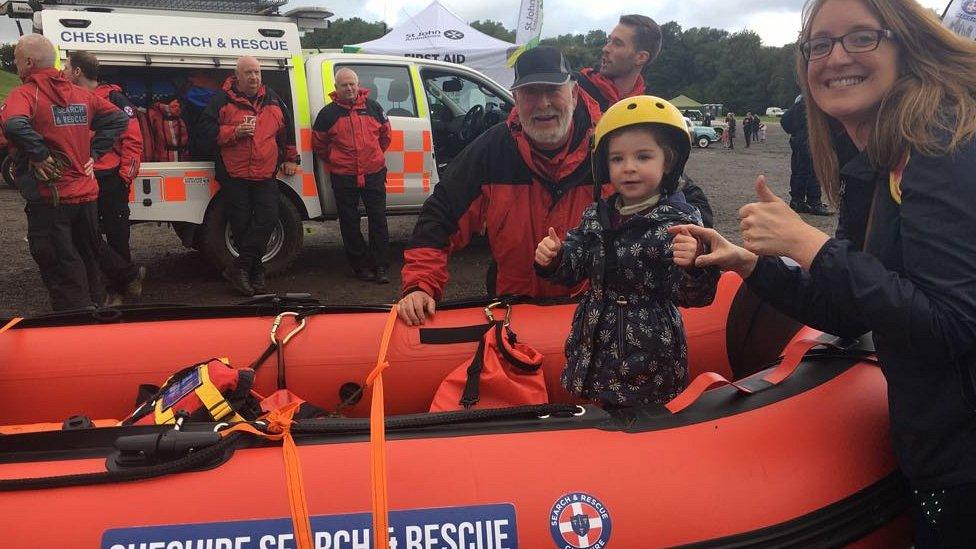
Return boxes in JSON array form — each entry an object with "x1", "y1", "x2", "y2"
[{"x1": 0, "y1": 124, "x2": 836, "y2": 318}]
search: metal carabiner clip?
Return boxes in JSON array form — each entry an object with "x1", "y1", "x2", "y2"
[
  {"x1": 484, "y1": 301, "x2": 512, "y2": 326},
  {"x1": 270, "y1": 311, "x2": 307, "y2": 346}
]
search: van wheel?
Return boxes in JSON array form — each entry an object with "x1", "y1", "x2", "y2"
[
  {"x1": 697, "y1": 137, "x2": 711, "y2": 148},
  {"x1": 200, "y1": 192, "x2": 303, "y2": 277},
  {"x1": 2, "y1": 156, "x2": 17, "y2": 188}
]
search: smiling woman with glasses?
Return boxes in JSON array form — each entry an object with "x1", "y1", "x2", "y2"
[{"x1": 666, "y1": 1, "x2": 976, "y2": 545}]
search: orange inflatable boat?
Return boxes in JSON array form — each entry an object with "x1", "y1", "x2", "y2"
[{"x1": 0, "y1": 274, "x2": 911, "y2": 548}]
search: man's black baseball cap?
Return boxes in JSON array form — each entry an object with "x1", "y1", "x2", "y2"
[{"x1": 511, "y1": 46, "x2": 573, "y2": 89}]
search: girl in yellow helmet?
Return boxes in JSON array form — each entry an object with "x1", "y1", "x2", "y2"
[{"x1": 533, "y1": 96, "x2": 719, "y2": 407}]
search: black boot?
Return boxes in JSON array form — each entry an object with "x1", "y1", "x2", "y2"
[
  {"x1": 354, "y1": 268, "x2": 375, "y2": 282},
  {"x1": 807, "y1": 202, "x2": 833, "y2": 216},
  {"x1": 374, "y1": 266, "x2": 390, "y2": 284},
  {"x1": 789, "y1": 200, "x2": 811, "y2": 214},
  {"x1": 250, "y1": 267, "x2": 268, "y2": 294},
  {"x1": 223, "y1": 266, "x2": 254, "y2": 296}
]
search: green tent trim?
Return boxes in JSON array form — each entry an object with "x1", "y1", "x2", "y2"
[{"x1": 669, "y1": 95, "x2": 703, "y2": 109}]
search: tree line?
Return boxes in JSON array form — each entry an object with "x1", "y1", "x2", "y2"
[
  {"x1": 0, "y1": 16, "x2": 803, "y2": 114},
  {"x1": 300, "y1": 17, "x2": 802, "y2": 114}
]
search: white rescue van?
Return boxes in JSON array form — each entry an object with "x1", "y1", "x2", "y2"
[{"x1": 4, "y1": 0, "x2": 515, "y2": 275}]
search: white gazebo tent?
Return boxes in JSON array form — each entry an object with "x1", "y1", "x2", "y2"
[{"x1": 344, "y1": 0, "x2": 523, "y2": 87}]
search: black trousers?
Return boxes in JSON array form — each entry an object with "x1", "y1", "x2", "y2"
[
  {"x1": 97, "y1": 238, "x2": 138, "y2": 294},
  {"x1": 25, "y1": 200, "x2": 104, "y2": 311},
  {"x1": 788, "y1": 140, "x2": 822, "y2": 205},
  {"x1": 96, "y1": 170, "x2": 131, "y2": 262},
  {"x1": 331, "y1": 169, "x2": 389, "y2": 271},
  {"x1": 221, "y1": 177, "x2": 279, "y2": 271},
  {"x1": 912, "y1": 482, "x2": 976, "y2": 548},
  {"x1": 95, "y1": 170, "x2": 137, "y2": 292}
]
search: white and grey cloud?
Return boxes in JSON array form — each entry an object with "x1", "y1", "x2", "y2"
[{"x1": 0, "y1": 0, "x2": 950, "y2": 47}]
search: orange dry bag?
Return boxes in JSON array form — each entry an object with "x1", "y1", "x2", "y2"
[{"x1": 430, "y1": 320, "x2": 548, "y2": 412}]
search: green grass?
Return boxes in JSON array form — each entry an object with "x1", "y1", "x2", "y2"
[{"x1": 0, "y1": 70, "x2": 20, "y2": 100}]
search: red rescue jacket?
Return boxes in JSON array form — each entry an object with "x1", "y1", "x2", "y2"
[
  {"x1": 1, "y1": 67, "x2": 127, "y2": 204},
  {"x1": 312, "y1": 89, "x2": 391, "y2": 187},
  {"x1": 576, "y1": 68, "x2": 646, "y2": 113},
  {"x1": 146, "y1": 99, "x2": 189, "y2": 162},
  {"x1": 93, "y1": 83, "x2": 143, "y2": 182},
  {"x1": 196, "y1": 77, "x2": 298, "y2": 181},
  {"x1": 401, "y1": 98, "x2": 611, "y2": 300}
]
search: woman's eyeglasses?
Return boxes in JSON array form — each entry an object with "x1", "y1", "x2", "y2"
[{"x1": 800, "y1": 29, "x2": 894, "y2": 61}]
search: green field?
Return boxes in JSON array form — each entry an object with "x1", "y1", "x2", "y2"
[{"x1": 0, "y1": 70, "x2": 19, "y2": 100}]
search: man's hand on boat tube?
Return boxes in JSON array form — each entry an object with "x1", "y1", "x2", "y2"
[
  {"x1": 737, "y1": 175, "x2": 830, "y2": 270},
  {"x1": 399, "y1": 290, "x2": 437, "y2": 326}
]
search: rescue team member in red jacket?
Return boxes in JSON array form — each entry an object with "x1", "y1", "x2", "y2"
[
  {"x1": 398, "y1": 47, "x2": 607, "y2": 325},
  {"x1": 312, "y1": 68, "x2": 393, "y2": 284},
  {"x1": 2, "y1": 35, "x2": 128, "y2": 311},
  {"x1": 64, "y1": 51, "x2": 146, "y2": 303},
  {"x1": 581, "y1": 15, "x2": 714, "y2": 227},
  {"x1": 577, "y1": 15, "x2": 661, "y2": 113},
  {"x1": 197, "y1": 56, "x2": 299, "y2": 296}
]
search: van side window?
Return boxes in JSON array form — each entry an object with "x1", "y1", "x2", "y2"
[
  {"x1": 420, "y1": 70, "x2": 511, "y2": 118},
  {"x1": 336, "y1": 64, "x2": 417, "y2": 118}
]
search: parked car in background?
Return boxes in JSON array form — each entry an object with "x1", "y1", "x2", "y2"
[
  {"x1": 684, "y1": 117, "x2": 720, "y2": 148},
  {"x1": 681, "y1": 109, "x2": 704, "y2": 123},
  {"x1": 766, "y1": 107, "x2": 786, "y2": 117}
]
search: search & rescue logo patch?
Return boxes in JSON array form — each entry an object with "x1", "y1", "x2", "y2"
[
  {"x1": 51, "y1": 104, "x2": 89, "y2": 126},
  {"x1": 549, "y1": 492, "x2": 612, "y2": 548}
]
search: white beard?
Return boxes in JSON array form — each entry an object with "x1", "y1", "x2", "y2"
[{"x1": 523, "y1": 108, "x2": 573, "y2": 147}]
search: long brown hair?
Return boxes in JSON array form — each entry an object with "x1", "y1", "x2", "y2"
[{"x1": 797, "y1": 0, "x2": 976, "y2": 204}]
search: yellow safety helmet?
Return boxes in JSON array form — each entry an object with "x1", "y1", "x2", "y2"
[{"x1": 591, "y1": 95, "x2": 692, "y2": 195}]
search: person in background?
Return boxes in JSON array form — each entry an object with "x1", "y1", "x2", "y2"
[
  {"x1": 743, "y1": 112, "x2": 754, "y2": 148},
  {"x1": 781, "y1": 95, "x2": 831, "y2": 215},
  {"x1": 64, "y1": 51, "x2": 147, "y2": 303},
  {"x1": 724, "y1": 112, "x2": 736, "y2": 149},
  {"x1": 576, "y1": 14, "x2": 661, "y2": 112},
  {"x1": 197, "y1": 55, "x2": 299, "y2": 296},
  {"x1": 312, "y1": 67, "x2": 392, "y2": 284},
  {"x1": 2, "y1": 35, "x2": 128, "y2": 310}
]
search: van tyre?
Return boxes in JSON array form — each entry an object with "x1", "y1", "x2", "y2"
[
  {"x1": 2, "y1": 155, "x2": 17, "y2": 188},
  {"x1": 200, "y1": 191, "x2": 303, "y2": 277},
  {"x1": 697, "y1": 136, "x2": 711, "y2": 148}
]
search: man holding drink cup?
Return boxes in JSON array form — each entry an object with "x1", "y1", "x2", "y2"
[{"x1": 198, "y1": 56, "x2": 300, "y2": 295}]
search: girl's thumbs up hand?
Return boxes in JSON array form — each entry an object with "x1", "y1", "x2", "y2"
[{"x1": 535, "y1": 227, "x2": 564, "y2": 267}]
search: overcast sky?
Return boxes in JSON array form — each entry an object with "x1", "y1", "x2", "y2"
[{"x1": 0, "y1": 0, "x2": 953, "y2": 47}]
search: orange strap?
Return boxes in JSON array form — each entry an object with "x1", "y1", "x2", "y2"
[
  {"x1": 0, "y1": 317, "x2": 24, "y2": 335},
  {"x1": 220, "y1": 401, "x2": 313, "y2": 549},
  {"x1": 762, "y1": 337, "x2": 824, "y2": 385},
  {"x1": 665, "y1": 371, "x2": 754, "y2": 413},
  {"x1": 367, "y1": 306, "x2": 399, "y2": 549},
  {"x1": 666, "y1": 337, "x2": 827, "y2": 414}
]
